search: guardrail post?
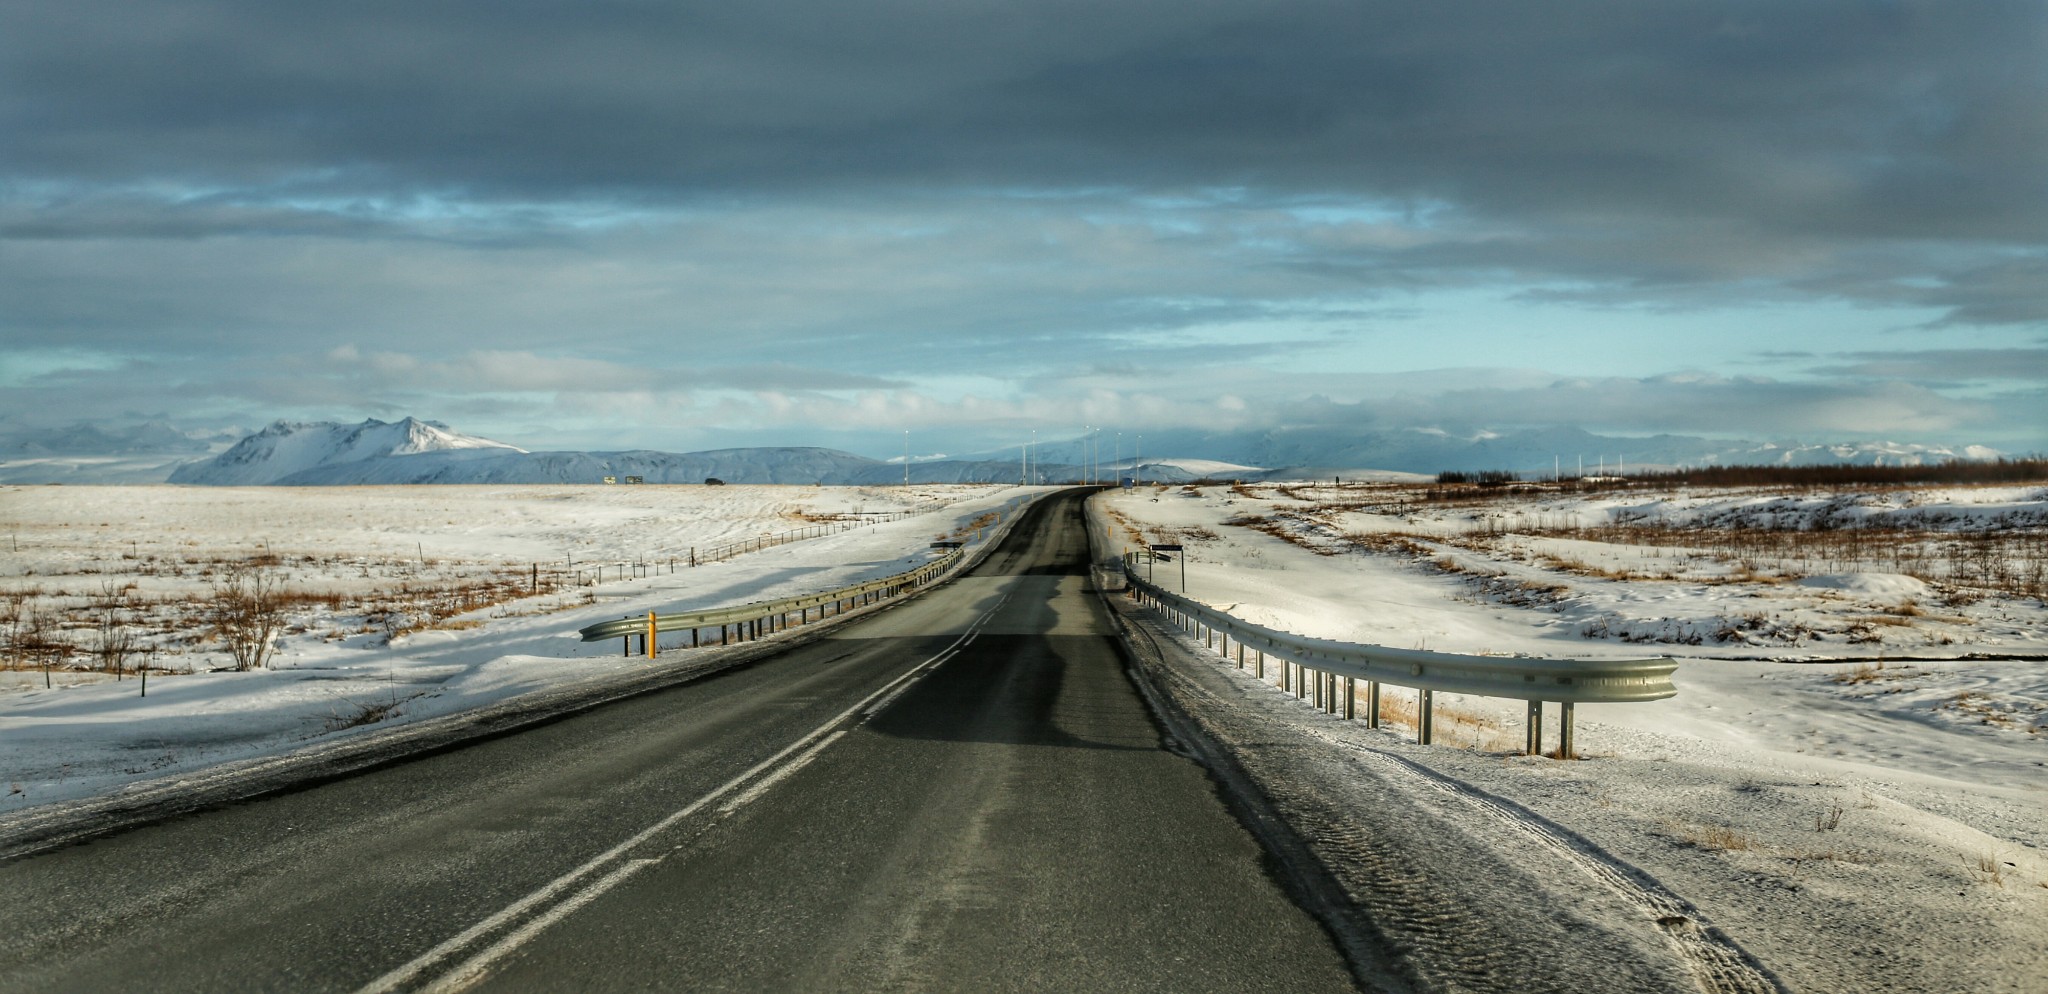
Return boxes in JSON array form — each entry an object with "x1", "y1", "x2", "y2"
[
  {"x1": 622, "y1": 634, "x2": 629, "y2": 657},
  {"x1": 692, "y1": 627, "x2": 700, "y2": 648},
  {"x1": 647, "y1": 611, "x2": 656, "y2": 659},
  {"x1": 1417, "y1": 689, "x2": 1434, "y2": 745},
  {"x1": 1312, "y1": 669, "x2": 1322, "y2": 709},
  {"x1": 1367, "y1": 681, "x2": 1381, "y2": 728},
  {"x1": 1344, "y1": 677, "x2": 1355, "y2": 719},
  {"x1": 1525, "y1": 700, "x2": 1543, "y2": 756},
  {"x1": 1255, "y1": 649, "x2": 1264, "y2": 679},
  {"x1": 1558, "y1": 703, "x2": 1575, "y2": 759}
]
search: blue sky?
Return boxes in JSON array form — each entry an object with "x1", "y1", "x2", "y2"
[{"x1": 4, "y1": 1, "x2": 2044, "y2": 458}]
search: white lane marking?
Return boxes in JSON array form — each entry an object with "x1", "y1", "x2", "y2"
[
  {"x1": 864, "y1": 648, "x2": 959, "y2": 716},
  {"x1": 357, "y1": 606, "x2": 1004, "y2": 994},
  {"x1": 718, "y1": 729, "x2": 847, "y2": 814},
  {"x1": 857, "y1": 593, "x2": 1006, "y2": 717},
  {"x1": 418, "y1": 858, "x2": 660, "y2": 994}
]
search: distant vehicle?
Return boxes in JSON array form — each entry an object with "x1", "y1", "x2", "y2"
[
  {"x1": 624, "y1": 476, "x2": 644, "y2": 484},
  {"x1": 602, "y1": 475, "x2": 618, "y2": 484},
  {"x1": 704, "y1": 477, "x2": 726, "y2": 486}
]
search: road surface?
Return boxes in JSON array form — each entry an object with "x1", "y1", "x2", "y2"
[{"x1": 0, "y1": 490, "x2": 1364, "y2": 993}]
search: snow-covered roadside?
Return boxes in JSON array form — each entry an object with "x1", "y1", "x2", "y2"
[
  {"x1": 2, "y1": 485, "x2": 1050, "y2": 813},
  {"x1": 1090, "y1": 487, "x2": 2048, "y2": 992}
]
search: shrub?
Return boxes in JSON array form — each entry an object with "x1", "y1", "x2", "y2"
[{"x1": 210, "y1": 562, "x2": 286, "y2": 671}]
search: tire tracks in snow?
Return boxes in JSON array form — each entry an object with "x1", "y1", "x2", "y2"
[
  {"x1": 1301, "y1": 727, "x2": 1787, "y2": 994},
  {"x1": 1117, "y1": 601, "x2": 1786, "y2": 994}
]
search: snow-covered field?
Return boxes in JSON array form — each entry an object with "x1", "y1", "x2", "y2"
[
  {"x1": 1094, "y1": 482, "x2": 2048, "y2": 992},
  {"x1": 1, "y1": 484, "x2": 1045, "y2": 810}
]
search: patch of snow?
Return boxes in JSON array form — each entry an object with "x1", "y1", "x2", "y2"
[{"x1": 1794, "y1": 572, "x2": 1934, "y2": 599}]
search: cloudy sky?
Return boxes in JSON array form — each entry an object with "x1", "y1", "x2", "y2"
[{"x1": 4, "y1": 0, "x2": 2045, "y2": 457}]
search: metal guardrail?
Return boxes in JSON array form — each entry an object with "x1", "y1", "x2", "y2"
[
  {"x1": 1118, "y1": 559, "x2": 1676, "y2": 757},
  {"x1": 579, "y1": 548, "x2": 963, "y2": 652}
]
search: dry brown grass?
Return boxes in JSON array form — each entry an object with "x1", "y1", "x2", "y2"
[
  {"x1": 1665, "y1": 819, "x2": 1761, "y2": 852},
  {"x1": 1227, "y1": 514, "x2": 1344, "y2": 556},
  {"x1": 1523, "y1": 520, "x2": 2048, "y2": 602},
  {"x1": 1969, "y1": 853, "x2": 2009, "y2": 887}
]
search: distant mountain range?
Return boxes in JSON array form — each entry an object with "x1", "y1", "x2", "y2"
[
  {"x1": 1005, "y1": 424, "x2": 2005, "y2": 479},
  {"x1": 0, "y1": 416, "x2": 2008, "y2": 486},
  {"x1": 164, "y1": 418, "x2": 1073, "y2": 486}
]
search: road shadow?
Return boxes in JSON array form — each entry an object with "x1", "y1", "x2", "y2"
[{"x1": 864, "y1": 520, "x2": 1151, "y2": 753}]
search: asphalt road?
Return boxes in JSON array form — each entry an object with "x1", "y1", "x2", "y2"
[{"x1": 0, "y1": 490, "x2": 1362, "y2": 993}]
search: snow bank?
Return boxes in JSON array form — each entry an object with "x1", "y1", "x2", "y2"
[{"x1": 1, "y1": 484, "x2": 1048, "y2": 811}]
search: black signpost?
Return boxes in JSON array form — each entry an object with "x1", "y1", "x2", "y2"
[{"x1": 1150, "y1": 543, "x2": 1185, "y2": 591}]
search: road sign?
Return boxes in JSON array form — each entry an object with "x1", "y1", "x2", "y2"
[{"x1": 1149, "y1": 544, "x2": 1186, "y2": 591}]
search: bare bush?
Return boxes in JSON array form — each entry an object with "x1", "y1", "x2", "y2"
[
  {"x1": 210, "y1": 561, "x2": 287, "y2": 671},
  {"x1": 91, "y1": 581, "x2": 138, "y2": 677}
]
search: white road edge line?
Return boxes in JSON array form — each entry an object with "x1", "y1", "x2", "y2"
[{"x1": 355, "y1": 612, "x2": 996, "y2": 994}]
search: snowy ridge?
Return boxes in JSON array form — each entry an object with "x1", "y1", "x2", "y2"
[
  {"x1": 167, "y1": 419, "x2": 1083, "y2": 486},
  {"x1": 168, "y1": 418, "x2": 524, "y2": 485}
]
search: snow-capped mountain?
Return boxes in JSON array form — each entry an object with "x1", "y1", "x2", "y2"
[
  {"x1": 167, "y1": 418, "x2": 524, "y2": 485},
  {"x1": 0, "y1": 419, "x2": 224, "y2": 457}
]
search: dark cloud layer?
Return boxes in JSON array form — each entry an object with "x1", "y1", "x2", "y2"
[
  {"x1": 11, "y1": 2, "x2": 2042, "y2": 228},
  {"x1": 3, "y1": 1, "x2": 2046, "y2": 452}
]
